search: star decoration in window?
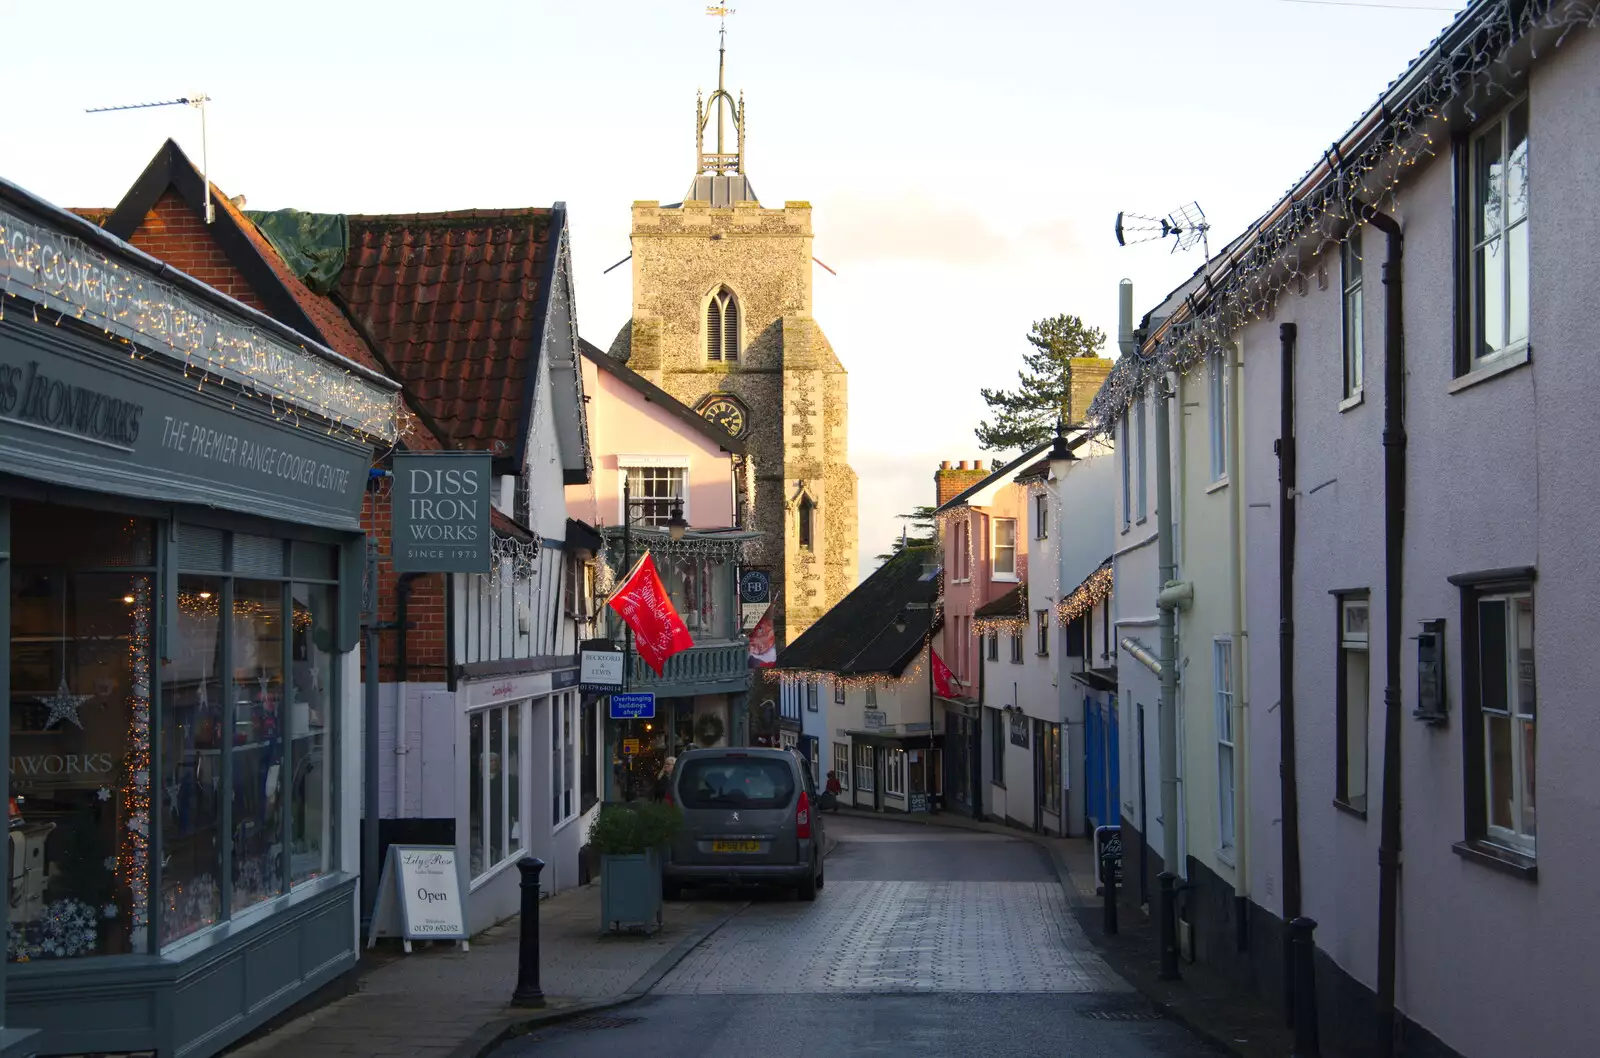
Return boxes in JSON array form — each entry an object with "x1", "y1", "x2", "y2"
[{"x1": 38, "y1": 677, "x2": 93, "y2": 730}]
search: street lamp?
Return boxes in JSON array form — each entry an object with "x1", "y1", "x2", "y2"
[
  {"x1": 893, "y1": 611, "x2": 908, "y2": 635},
  {"x1": 666, "y1": 498, "x2": 688, "y2": 541}
]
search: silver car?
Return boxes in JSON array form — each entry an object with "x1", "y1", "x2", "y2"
[{"x1": 662, "y1": 747, "x2": 825, "y2": 901}]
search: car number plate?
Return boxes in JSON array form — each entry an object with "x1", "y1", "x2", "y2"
[{"x1": 712, "y1": 840, "x2": 761, "y2": 853}]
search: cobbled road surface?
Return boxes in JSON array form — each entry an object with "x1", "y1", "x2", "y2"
[{"x1": 495, "y1": 814, "x2": 1219, "y2": 1057}]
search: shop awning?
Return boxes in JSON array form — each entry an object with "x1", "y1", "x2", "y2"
[
  {"x1": 844, "y1": 729, "x2": 944, "y2": 750},
  {"x1": 1070, "y1": 666, "x2": 1119, "y2": 693}
]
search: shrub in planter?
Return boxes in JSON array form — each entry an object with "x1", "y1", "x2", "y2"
[{"x1": 588, "y1": 802, "x2": 682, "y2": 933}]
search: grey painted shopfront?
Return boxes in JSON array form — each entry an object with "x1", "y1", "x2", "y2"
[{"x1": 0, "y1": 180, "x2": 398, "y2": 1056}]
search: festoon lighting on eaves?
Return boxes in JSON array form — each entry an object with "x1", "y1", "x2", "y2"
[{"x1": 1084, "y1": 0, "x2": 1598, "y2": 439}]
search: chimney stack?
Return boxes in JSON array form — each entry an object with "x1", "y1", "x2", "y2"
[{"x1": 934, "y1": 458, "x2": 992, "y2": 507}]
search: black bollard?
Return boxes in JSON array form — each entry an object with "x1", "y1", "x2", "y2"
[
  {"x1": 1157, "y1": 871, "x2": 1180, "y2": 981},
  {"x1": 1290, "y1": 916, "x2": 1321, "y2": 1057},
  {"x1": 511, "y1": 858, "x2": 547, "y2": 1008}
]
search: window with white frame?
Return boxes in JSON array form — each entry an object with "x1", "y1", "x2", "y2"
[
  {"x1": 884, "y1": 748, "x2": 906, "y2": 796},
  {"x1": 469, "y1": 702, "x2": 523, "y2": 880},
  {"x1": 866, "y1": 685, "x2": 878, "y2": 707},
  {"x1": 1035, "y1": 492, "x2": 1048, "y2": 539},
  {"x1": 1463, "y1": 98, "x2": 1529, "y2": 369},
  {"x1": 834, "y1": 679, "x2": 845, "y2": 704},
  {"x1": 1036, "y1": 609, "x2": 1050, "y2": 657},
  {"x1": 986, "y1": 632, "x2": 998, "y2": 662},
  {"x1": 833, "y1": 743, "x2": 850, "y2": 789},
  {"x1": 1459, "y1": 581, "x2": 1536, "y2": 857},
  {"x1": 1119, "y1": 418, "x2": 1131, "y2": 528},
  {"x1": 1342, "y1": 229, "x2": 1365, "y2": 399},
  {"x1": 854, "y1": 742, "x2": 875, "y2": 792},
  {"x1": 1009, "y1": 631, "x2": 1024, "y2": 664},
  {"x1": 1209, "y1": 349, "x2": 1229, "y2": 482},
  {"x1": 622, "y1": 463, "x2": 687, "y2": 527},
  {"x1": 806, "y1": 680, "x2": 820, "y2": 712},
  {"x1": 993, "y1": 518, "x2": 1017, "y2": 577},
  {"x1": 552, "y1": 692, "x2": 577, "y2": 827},
  {"x1": 1134, "y1": 396, "x2": 1148, "y2": 521},
  {"x1": 705, "y1": 284, "x2": 741, "y2": 362},
  {"x1": 1214, "y1": 639, "x2": 1236, "y2": 851},
  {"x1": 1336, "y1": 595, "x2": 1370, "y2": 813}
]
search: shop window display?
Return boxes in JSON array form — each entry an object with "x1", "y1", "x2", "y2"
[
  {"x1": 8, "y1": 509, "x2": 155, "y2": 960},
  {"x1": 289, "y1": 583, "x2": 334, "y2": 885},
  {"x1": 230, "y1": 580, "x2": 285, "y2": 911}
]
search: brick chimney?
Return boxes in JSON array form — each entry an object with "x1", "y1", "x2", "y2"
[
  {"x1": 1065, "y1": 357, "x2": 1114, "y2": 425},
  {"x1": 935, "y1": 459, "x2": 991, "y2": 507}
]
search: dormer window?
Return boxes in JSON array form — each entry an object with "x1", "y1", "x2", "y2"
[{"x1": 705, "y1": 285, "x2": 740, "y2": 362}]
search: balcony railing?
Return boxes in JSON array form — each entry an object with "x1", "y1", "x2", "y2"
[{"x1": 627, "y1": 639, "x2": 751, "y2": 695}]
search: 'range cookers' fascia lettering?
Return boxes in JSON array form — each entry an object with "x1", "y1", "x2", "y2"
[{"x1": 0, "y1": 359, "x2": 143, "y2": 447}]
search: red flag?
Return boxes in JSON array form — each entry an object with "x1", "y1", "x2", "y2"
[
  {"x1": 931, "y1": 648, "x2": 956, "y2": 699},
  {"x1": 607, "y1": 553, "x2": 694, "y2": 676},
  {"x1": 748, "y1": 600, "x2": 777, "y2": 668}
]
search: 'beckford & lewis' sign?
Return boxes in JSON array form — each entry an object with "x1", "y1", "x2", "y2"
[{"x1": 391, "y1": 452, "x2": 493, "y2": 574}]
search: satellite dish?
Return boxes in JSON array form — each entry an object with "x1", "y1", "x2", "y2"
[{"x1": 1114, "y1": 201, "x2": 1210, "y2": 257}]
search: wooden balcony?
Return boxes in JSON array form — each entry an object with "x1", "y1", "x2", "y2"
[{"x1": 627, "y1": 638, "x2": 752, "y2": 697}]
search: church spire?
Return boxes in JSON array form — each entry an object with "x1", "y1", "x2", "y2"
[{"x1": 696, "y1": 6, "x2": 744, "y2": 176}]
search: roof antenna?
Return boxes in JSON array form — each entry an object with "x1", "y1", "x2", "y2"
[
  {"x1": 1114, "y1": 200, "x2": 1210, "y2": 259},
  {"x1": 86, "y1": 94, "x2": 214, "y2": 223}
]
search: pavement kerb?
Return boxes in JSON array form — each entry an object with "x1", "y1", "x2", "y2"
[{"x1": 455, "y1": 833, "x2": 841, "y2": 1058}]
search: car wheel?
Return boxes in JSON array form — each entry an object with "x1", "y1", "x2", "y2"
[{"x1": 796, "y1": 859, "x2": 818, "y2": 902}]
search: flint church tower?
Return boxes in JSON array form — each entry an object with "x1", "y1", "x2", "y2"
[{"x1": 609, "y1": 17, "x2": 857, "y2": 648}]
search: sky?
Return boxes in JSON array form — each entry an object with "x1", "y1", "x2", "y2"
[{"x1": 2, "y1": 0, "x2": 1466, "y2": 581}]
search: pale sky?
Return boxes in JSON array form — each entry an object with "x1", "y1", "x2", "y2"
[{"x1": 4, "y1": 0, "x2": 1465, "y2": 581}]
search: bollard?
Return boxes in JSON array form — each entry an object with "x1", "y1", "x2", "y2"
[
  {"x1": 1157, "y1": 871, "x2": 1180, "y2": 981},
  {"x1": 1290, "y1": 916, "x2": 1321, "y2": 1057},
  {"x1": 511, "y1": 858, "x2": 547, "y2": 1008}
]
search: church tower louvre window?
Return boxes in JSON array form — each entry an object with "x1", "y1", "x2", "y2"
[
  {"x1": 798, "y1": 494, "x2": 816, "y2": 551},
  {"x1": 706, "y1": 286, "x2": 740, "y2": 362}
]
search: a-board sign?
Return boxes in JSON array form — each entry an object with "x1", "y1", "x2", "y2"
[
  {"x1": 1094, "y1": 825, "x2": 1123, "y2": 892},
  {"x1": 909, "y1": 793, "x2": 928, "y2": 813},
  {"x1": 609, "y1": 692, "x2": 656, "y2": 719},
  {"x1": 366, "y1": 844, "x2": 470, "y2": 953}
]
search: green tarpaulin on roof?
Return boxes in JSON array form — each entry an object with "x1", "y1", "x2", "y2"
[{"x1": 244, "y1": 208, "x2": 348, "y2": 295}]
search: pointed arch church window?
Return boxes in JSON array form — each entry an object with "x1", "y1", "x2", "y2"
[
  {"x1": 706, "y1": 286, "x2": 740, "y2": 362},
  {"x1": 798, "y1": 495, "x2": 815, "y2": 551}
]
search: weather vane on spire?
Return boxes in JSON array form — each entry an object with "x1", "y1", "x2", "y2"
[{"x1": 697, "y1": 6, "x2": 744, "y2": 175}]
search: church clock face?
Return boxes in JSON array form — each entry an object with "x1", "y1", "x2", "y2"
[{"x1": 700, "y1": 396, "x2": 747, "y2": 438}]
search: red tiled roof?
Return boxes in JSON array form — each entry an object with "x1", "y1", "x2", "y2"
[{"x1": 337, "y1": 209, "x2": 555, "y2": 457}]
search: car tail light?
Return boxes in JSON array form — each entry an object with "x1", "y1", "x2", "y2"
[
  {"x1": 663, "y1": 789, "x2": 673, "y2": 806},
  {"x1": 796, "y1": 790, "x2": 811, "y2": 839}
]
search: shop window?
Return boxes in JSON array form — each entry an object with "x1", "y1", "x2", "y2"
[
  {"x1": 580, "y1": 698, "x2": 598, "y2": 813},
  {"x1": 884, "y1": 748, "x2": 906, "y2": 797},
  {"x1": 230, "y1": 580, "x2": 286, "y2": 913},
  {"x1": 1042, "y1": 723, "x2": 1062, "y2": 815},
  {"x1": 9, "y1": 509, "x2": 157, "y2": 960},
  {"x1": 161, "y1": 575, "x2": 224, "y2": 946},
  {"x1": 289, "y1": 583, "x2": 334, "y2": 885},
  {"x1": 470, "y1": 700, "x2": 524, "y2": 881},
  {"x1": 854, "y1": 743, "x2": 875, "y2": 793},
  {"x1": 832, "y1": 743, "x2": 850, "y2": 789},
  {"x1": 553, "y1": 692, "x2": 576, "y2": 826}
]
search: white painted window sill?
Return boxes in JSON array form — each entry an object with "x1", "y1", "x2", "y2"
[
  {"x1": 471, "y1": 849, "x2": 528, "y2": 893},
  {"x1": 992, "y1": 573, "x2": 1020, "y2": 583},
  {"x1": 1205, "y1": 476, "x2": 1229, "y2": 495},
  {"x1": 1216, "y1": 846, "x2": 1237, "y2": 868},
  {"x1": 1339, "y1": 390, "x2": 1364, "y2": 412},
  {"x1": 1449, "y1": 345, "x2": 1530, "y2": 394}
]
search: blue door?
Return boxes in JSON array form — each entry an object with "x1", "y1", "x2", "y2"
[{"x1": 1085, "y1": 694, "x2": 1121, "y2": 829}]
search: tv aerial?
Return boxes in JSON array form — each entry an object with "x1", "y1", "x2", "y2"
[
  {"x1": 1115, "y1": 201, "x2": 1210, "y2": 258},
  {"x1": 86, "y1": 94, "x2": 214, "y2": 223}
]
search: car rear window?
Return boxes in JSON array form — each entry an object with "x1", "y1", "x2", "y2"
[{"x1": 678, "y1": 757, "x2": 796, "y2": 810}]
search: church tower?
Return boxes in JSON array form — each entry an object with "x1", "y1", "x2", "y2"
[{"x1": 609, "y1": 16, "x2": 858, "y2": 648}]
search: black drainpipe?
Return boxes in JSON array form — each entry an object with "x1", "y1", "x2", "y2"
[
  {"x1": 395, "y1": 572, "x2": 422, "y2": 682},
  {"x1": 1276, "y1": 321, "x2": 1303, "y2": 1021},
  {"x1": 1362, "y1": 204, "x2": 1406, "y2": 1058}
]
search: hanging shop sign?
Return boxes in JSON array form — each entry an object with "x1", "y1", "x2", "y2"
[
  {"x1": 366, "y1": 845, "x2": 470, "y2": 953},
  {"x1": 1009, "y1": 711, "x2": 1030, "y2": 748},
  {"x1": 391, "y1": 452, "x2": 493, "y2": 574},
  {"x1": 609, "y1": 692, "x2": 656, "y2": 720},
  {"x1": 580, "y1": 644, "x2": 625, "y2": 693},
  {"x1": 0, "y1": 326, "x2": 371, "y2": 529}
]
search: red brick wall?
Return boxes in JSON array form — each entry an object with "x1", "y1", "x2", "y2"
[
  {"x1": 935, "y1": 461, "x2": 991, "y2": 507},
  {"x1": 361, "y1": 480, "x2": 450, "y2": 683},
  {"x1": 126, "y1": 191, "x2": 268, "y2": 312}
]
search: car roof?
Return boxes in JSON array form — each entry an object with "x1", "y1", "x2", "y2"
[{"x1": 679, "y1": 747, "x2": 795, "y2": 760}]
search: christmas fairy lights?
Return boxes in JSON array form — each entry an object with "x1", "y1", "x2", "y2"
[
  {"x1": 117, "y1": 571, "x2": 152, "y2": 951},
  {"x1": 1056, "y1": 560, "x2": 1113, "y2": 626},
  {"x1": 1086, "y1": 0, "x2": 1599, "y2": 437},
  {"x1": 0, "y1": 200, "x2": 401, "y2": 442}
]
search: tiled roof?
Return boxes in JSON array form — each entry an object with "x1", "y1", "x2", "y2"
[
  {"x1": 974, "y1": 584, "x2": 1024, "y2": 618},
  {"x1": 776, "y1": 546, "x2": 941, "y2": 677},
  {"x1": 338, "y1": 209, "x2": 556, "y2": 457},
  {"x1": 933, "y1": 442, "x2": 1052, "y2": 514}
]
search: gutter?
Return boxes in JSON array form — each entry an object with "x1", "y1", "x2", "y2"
[{"x1": 1362, "y1": 204, "x2": 1407, "y2": 1058}]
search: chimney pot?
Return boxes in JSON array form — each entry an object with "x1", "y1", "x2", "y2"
[
  {"x1": 958, "y1": 460, "x2": 968, "y2": 470},
  {"x1": 940, "y1": 461, "x2": 950, "y2": 470}
]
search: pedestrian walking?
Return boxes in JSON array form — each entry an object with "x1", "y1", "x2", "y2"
[{"x1": 823, "y1": 770, "x2": 842, "y2": 812}]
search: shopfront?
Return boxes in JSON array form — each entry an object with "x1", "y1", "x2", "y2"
[{"x1": 0, "y1": 184, "x2": 398, "y2": 1056}]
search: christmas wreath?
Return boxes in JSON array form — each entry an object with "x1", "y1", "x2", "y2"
[{"x1": 694, "y1": 712, "x2": 725, "y2": 746}]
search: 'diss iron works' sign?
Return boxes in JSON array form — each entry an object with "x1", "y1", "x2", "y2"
[{"x1": 391, "y1": 452, "x2": 493, "y2": 574}]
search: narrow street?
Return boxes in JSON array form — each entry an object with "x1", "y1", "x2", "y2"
[{"x1": 493, "y1": 816, "x2": 1218, "y2": 1057}]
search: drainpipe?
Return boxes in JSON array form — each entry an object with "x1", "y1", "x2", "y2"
[
  {"x1": 394, "y1": 572, "x2": 422, "y2": 818},
  {"x1": 1227, "y1": 340, "x2": 1251, "y2": 950},
  {"x1": 1276, "y1": 321, "x2": 1303, "y2": 1018},
  {"x1": 1119, "y1": 637, "x2": 1161, "y2": 676},
  {"x1": 1154, "y1": 367, "x2": 1180, "y2": 881},
  {"x1": 1362, "y1": 205, "x2": 1406, "y2": 1058}
]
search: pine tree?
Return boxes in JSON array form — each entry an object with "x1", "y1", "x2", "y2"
[
  {"x1": 975, "y1": 314, "x2": 1107, "y2": 451},
  {"x1": 875, "y1": 506, "x2": 937, "y2": 563}
]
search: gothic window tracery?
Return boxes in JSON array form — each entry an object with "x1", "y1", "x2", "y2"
[{"x1": 705, "y1": 286, "x2": 740, "y2": 363}]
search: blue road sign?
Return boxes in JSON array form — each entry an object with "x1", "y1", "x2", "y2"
[{"x1": 609, "y1": 693, "x2": 656, "y2": 720}]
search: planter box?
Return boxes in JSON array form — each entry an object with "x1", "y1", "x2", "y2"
[{"x1": 600, "y1": 850, "x2": 663, "y2": 935}]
